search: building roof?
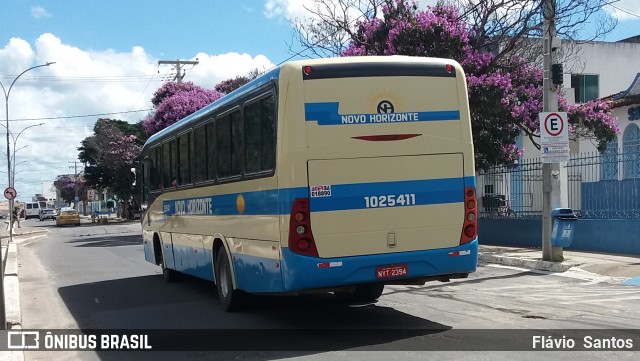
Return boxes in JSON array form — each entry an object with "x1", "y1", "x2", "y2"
[
  {"x1": 617, "y1": 35, "x2": 640, "y2": 43},
  {"x1": 603, "y1": 72, "x2": 640, "y2": 108}
]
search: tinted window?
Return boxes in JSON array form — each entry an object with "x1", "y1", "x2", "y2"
[
  {"x1": 217, "y1": 111, "x2": 242, "y2": 178},
  {"x1": 149, "y1": 147, "x2": 160, "y2": 191},
  {"x1": 245, "y1": 96, "x2": 275, "y2": 174},
  {"x1": 571, "y1": 74, "x2": 599, "y2": 103},
  {"x1": 206, "y1": 122, "x2": 216, "y2": 180},
  {"x1": 193, "y1": 126, "x2": 207, "y2": 183},
  {"x1": 178, "y1": 132, "x2": 191, "y2": 185},
  {"x1": 162, "y1": 141, "x2": 174, "y2": 189}
]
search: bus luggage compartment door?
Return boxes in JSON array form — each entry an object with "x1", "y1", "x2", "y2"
[{"x1": 307, "y1": 154, "x2": 466, "y2": 258}]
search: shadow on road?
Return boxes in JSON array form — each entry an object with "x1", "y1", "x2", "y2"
[
  {"x1": 56, "y1": 274, "x2": 451, "y2": 359},
  {"x1": 64, "y1": 234, "x2": 142, "y2": 247}
]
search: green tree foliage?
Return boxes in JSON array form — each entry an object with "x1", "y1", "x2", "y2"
[{"x1": 78, "y1": 119, "x2": 145, "y2": 201}]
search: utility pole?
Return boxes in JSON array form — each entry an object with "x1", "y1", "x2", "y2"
[
  {"x1": 158, "y1": 59, "x2": 199, "y2": 83},
  {"x1": 542, "y1": 0, "x2": 568, "y2": 261},
  {"x1": 69, "y1": 161, "x2": 80, "y2": 210}
]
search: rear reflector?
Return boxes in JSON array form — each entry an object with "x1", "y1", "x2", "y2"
[
  {"x1": 460, "y1": 187, "x2": 477, "y2": 244},
  {"x1": 289, "y1": 198, "x2": 319, "y2": 257}
]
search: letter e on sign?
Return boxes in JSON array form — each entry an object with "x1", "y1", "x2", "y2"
[{"x1": 540, "y1": 112, "x2": 568, "y2": 143}]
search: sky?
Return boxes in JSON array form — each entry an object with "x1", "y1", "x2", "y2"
[{"x1": 0, "y1": 0, "x2": 639, "y2": 202}]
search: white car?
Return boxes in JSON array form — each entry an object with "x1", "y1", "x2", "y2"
[{"x1": 39, "y1": 208, "x2": 57, "y2": 221}]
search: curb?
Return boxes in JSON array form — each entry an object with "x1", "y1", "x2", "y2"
[
  {"x1": 2, "y1": 242, "x2": 24, "y2": 361},
  {"x1": 478, "y1": 253, "x2": 579, "y2": 273}
]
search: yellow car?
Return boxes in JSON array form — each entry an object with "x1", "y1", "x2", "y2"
[{"x1": 56, "y1": 209, "x2": 81, "y2": 227}]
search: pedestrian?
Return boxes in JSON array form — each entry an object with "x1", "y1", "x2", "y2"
[{"x1": 10, "y1": 207, "x2": 21, "y2": 229}]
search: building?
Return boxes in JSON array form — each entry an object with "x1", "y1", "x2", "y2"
[
  {"x1": 477, "y1": 36, "x2": 640, "y2": 255},
  {"x1": 521, "y1": 36, "x2": 640, "y2": 158}
]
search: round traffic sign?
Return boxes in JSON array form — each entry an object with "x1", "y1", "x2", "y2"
[
  {"x1": 4, "y1": 187, "x2": 17, "y2": 200},
  {"x1": 543, "y1": 112, "x2": 564, "y2": 137}
]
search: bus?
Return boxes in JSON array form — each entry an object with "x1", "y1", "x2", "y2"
[{"x1": 139, "y1": 56, "x2": 478, "y2": 311}]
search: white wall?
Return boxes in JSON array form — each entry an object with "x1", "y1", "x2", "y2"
[{"x1": 569, "y1": 41, "x2": 640, "y2": 98}]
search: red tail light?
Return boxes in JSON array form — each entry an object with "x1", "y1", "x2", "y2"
[
  {"x1": 460, "y1": 187, "x2": 477, "y2": 244},
  {"x1": 288, "y1": 198, "x2": 319, "y2": 257}
]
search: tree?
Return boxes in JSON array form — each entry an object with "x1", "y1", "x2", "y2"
[
  {"x1": 78, "y1": 119, "x2": 145, "y2": 202},
  {"x1": 215, "y1": 68, "x2": 263, "y2": 94},
  {"x1": 291, "y1": 0, "x2": 619, "y2": 61},
  {"x1": 295, "y1": 1, "x2": 619, "y2": 168},
  {"x1": 142, "y1": 82, "x2": 223, "y2": 136},
  {"x1": 53, "y1": 175, "x2": 87, "y2": 204}
]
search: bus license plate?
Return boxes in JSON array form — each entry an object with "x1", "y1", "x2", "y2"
[{"x1": 376, "y1": 264, "x2": 408, "y2": 279}]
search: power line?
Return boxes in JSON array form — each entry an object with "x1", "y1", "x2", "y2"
[
  {"x1": 609, "y1": 4, "x2": 640, "y2": 18},
  {"x1": 9, "y1": 108, "x2": 153, "y2": 122},
  {"x1": 0, "y1": 74, "x2": 164, "y2": 83},
  {"x1": 123, "y1": 63, "x2": 162, "y2": 122}
]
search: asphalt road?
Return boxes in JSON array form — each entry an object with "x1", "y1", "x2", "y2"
[{"x1": 13, "y1": 220, "x2": 640, "y2": 360}]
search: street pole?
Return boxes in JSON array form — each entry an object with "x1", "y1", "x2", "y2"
[
  {"x1": 0, "y1": 61, "x2": 55, "y2": 329},
  {"x1": 69, "y1": 160, "x2": 80, "y2": 210},
  {"x1": 541, "y1": 0, "x2": 567, "y2": 261},
  {"x1": 158, "y1": 59, "x2": 199, "y2": 83}
]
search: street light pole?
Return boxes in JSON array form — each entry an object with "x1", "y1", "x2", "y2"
[
  {"x1": 0, "y1": 61, "x2": 55, "y2": 329},
  {"x1": 10, "y1": 123, "x2": 45, "y2": 185}
]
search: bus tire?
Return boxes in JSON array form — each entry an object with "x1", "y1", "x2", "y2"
[
  {"x1": 348, "y1": 283, "x2": 385, "y2": 302},
  {"x1": 215, "y1": 250, "x2": 244, "y2": 312},
  {"x1": 161, "y1": 251, "x2": 178, "y2": 283}
]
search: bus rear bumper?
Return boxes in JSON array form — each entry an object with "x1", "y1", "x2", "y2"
[{"x1": 280, "y1": 239, "x2": 478, "y2": 292}]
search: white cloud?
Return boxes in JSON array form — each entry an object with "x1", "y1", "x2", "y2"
[
  {"x1": 31, "y1": 6, "x2": 52, "y2": 19},
  {"x1": 263, "y1": 0, "x2": 441, "y2": 21},
  {"x1": 0, "y1": 34, "x2": 274, "y2": 201},
  {"x1": 605, "y1": 0, "x2": 640, "y2": 21},
  {"x1": 188, "y1": 52, "x2": 275, "y2": 89},
  {"x1": 264, "y1": 0, "x2": 311, "y2": 19}
]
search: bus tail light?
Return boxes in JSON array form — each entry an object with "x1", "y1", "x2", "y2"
[
  {"x1": 460, "y1": 188, "x2": 477, "y2": 244},
  {"x1": 289, "y1": 198, "x2": 319, "y2": 257}
]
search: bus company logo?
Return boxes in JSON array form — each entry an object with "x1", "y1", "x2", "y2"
[
  {"x1": 236, "y1": 194, "x2": 246, "y2": 214},
  {"x1": 377, "y1": 100, "x2": 395, "y2": 114},
  {"x1": 310, "y1": 185, "x2": 332, "y2": 198},
  {"x1": 7, "y1": 331, "x2": 40, "y2": 349}
]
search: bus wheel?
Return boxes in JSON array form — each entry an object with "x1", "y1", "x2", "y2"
[
  {"x1": 216, "y1": 250, "x2": 244, "y2": 312},
  {"x1": 346, "y1": 283, "x2": 385, "y2": 302},
  {"x1": 161, "y1": 253, "x2": 178, "y2": 283}
]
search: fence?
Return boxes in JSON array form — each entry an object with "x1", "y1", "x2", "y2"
[{"x1": 477, "y1": 150, "x2": 640, "y2": 219}]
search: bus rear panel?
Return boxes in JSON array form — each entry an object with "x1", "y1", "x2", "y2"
[{"x1": 278, "y1": 57, "x2": 477, "y2": 291}]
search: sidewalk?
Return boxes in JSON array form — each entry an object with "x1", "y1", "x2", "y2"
[
  {"x1": 0, "y1": 226, "x2": 48, "y2": 241},
  {"x1": 479, "y1": 245, "x2": 640, "y2": 285}
]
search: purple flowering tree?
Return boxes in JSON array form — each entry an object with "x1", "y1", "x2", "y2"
[
  {"x1": 339, "y1": 1, "x2": 618, "y2": 168},
  {"x1": 143, "y1": 82, "x2": 223, "y2": 136},
  {"x1": 54, "y1": 175, "x2": 87, "y2": 205},
  {"x1": 215, "y1": 68, "x2": 263, "y2": 95}
]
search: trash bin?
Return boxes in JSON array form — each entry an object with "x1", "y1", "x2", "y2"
[{"x1": 551, "y1": 208, "x2": 578, "y2": 247}]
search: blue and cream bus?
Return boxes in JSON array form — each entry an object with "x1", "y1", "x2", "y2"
[{"x1": 139, "y1": 56, "x2": 478, "y2": 311}]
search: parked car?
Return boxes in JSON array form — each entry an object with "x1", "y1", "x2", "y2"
[
  {"x1": 56, "y1": 209, "x2": 81, "y2": 227},
  {"x1": 39, "y1": 208, "x2": 57, "y2": 221}
]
